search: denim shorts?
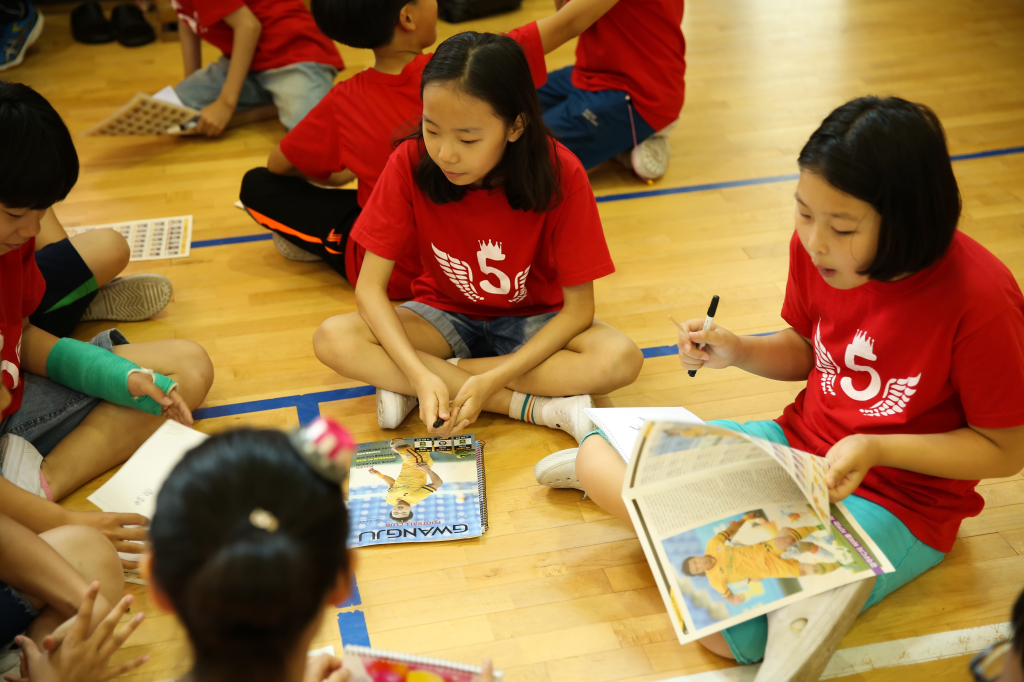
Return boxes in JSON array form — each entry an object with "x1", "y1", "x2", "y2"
[
  {"x1": 0, "y1": 582, "x2": 39, "y2": 648},
  {"x1": 174, "y1": 57, "x2": 337, "y2": 130},
  {"x1": 0, "y1": 329, "x2": 127, "y2": 455},
  {"x1": 400, "y1": 301, "x2": 557, "y2": 359},
  {"x1": 584, "y1": 418, "x2": 946, "y2": 665}
]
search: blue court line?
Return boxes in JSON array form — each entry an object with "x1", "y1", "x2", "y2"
[{"x1": 191, "y1": 143, "x2": 1024, "y2": 250}]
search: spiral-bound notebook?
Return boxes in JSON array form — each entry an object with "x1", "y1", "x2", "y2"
[
  {"x1": 346, "y1": 435, "x2": 487, "y2": 548},
  {"x1": 343, "y1": 645, "x2": 502, "y2": 681}
]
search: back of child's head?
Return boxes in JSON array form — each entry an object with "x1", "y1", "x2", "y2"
[
  {"x1": 149, "y1": 429, "x2": 349, "y2": 681},
  {"x1": 414, "y1": 31, "x2": 561, "y2": 213},
  {"x1": 311, "y1": 0, "x2": 409, "y2": 49},
  {"x1": 0, "y1": 81, "x2": 79, "y2": 210},
  {"x1": 797, "y1": 96, "x2": 961, "y2": 282}
]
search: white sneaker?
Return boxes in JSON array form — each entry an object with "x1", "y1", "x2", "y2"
[
  {"x1": 0, "y1": 434, "x2": 44, "y2": 498},
  {"x1": 534, "y1": 448, "x2": 583, "y2": 490},
  {"x1": 0, "y1": 640, "x2": 21, "y2": 678},
  {"x1": 81, "y1": 273, "x2": 173, "y2": 322},
  {"x1": 756, "y1": 579, "x2": 875, "y2": 681},
  {"x1": 272, "y1": 233, "x2": 320, "y2": 262},
  {"x1": 541, "y1": 395, "x2": 596, "y2": 443},
  {"x1": 629, "y1": 136, "x2": 672, "y2": 182},
  {"x1": 376, "y1": 388, "x2": 418, "y2": 429}
]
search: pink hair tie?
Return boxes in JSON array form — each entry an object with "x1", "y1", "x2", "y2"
[{"x1": 290, "y1": 417, "x2": 356, "y2": 483}]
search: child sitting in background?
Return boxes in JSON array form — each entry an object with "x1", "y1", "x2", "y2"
[
  {"x1": 239, "y1": 0, "x2": 621, "y2": 297},
  {"x1": 142, "y1": 422, "x2": 495, "y2": 682},
  {"x1": 312, "y1": 31, "x2": 643, "y2": 436},
  {"x1": 534, "y1": 96, "x2": 1024, "y2": 677},
  {"x1": 171, "y1": 0, "x2": 343, "y2": 136},
  {"x1": 0, "y1": 83, "x2": 214, "y2": 579},
  {"x1": 540, "y1": 0, "x2": 686, "y2": 181}
]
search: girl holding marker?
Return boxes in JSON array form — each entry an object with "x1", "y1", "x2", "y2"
[
  {"x1": 534, "y1": 96, "x2": 1024, "y2": 672},
  {"x1": 313, "y1": 31, "x2": 642, "y2": 439}
]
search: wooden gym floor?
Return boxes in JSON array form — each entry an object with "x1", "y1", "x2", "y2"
[{"x1": 9, "y1": 0, "x2": 1024, "y2": 679}]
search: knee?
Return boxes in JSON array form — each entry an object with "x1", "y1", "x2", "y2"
[
  {"x1": 239, "y1": 167, "x2": 275, "y2": 207},
  {"x1": 96, "y1": 229, "x2": 131, "y2": 271},
  {"x1": 574, "y1": 436, "x2": 612, "y2": 490},
  {"x1": 169, "y1": 341, "x2": 214, "y2": 407},
  {"x1": 591, "y1": 335, "x2": 644, "y2": 393},
  {"x1": 42, "y1": 525, "x2": 124, "y2": 601},
  {"x1": 313, "y1": 314, "x2": 364, "y2": 372}
]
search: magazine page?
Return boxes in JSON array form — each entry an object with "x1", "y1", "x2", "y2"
[
  {"x1": 584, "y1": 407, "x2": 705, "y2": 462},
  {"x1": 625, "y1": 422, "x2": 779, "y2": 494},
  {"x1": 347, "y1": 435, "x2": 484, "y2": 548},
  {"x1": 623, "y1": 422, "x2": 894, "y2": 644},
  {"x1": 342, "y1": 645, "x2": 502, "y2": 681}
]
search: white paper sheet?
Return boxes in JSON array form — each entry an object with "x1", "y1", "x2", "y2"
[
  {"x1": 88, "y1": 420, "x2": 208, "y2": 518},
  {"x1": 584, "y1": 407, "x2": 704, "y2": 463},
  {"x1": 152, "y1": 85, "x2": 185, "y2": 108},
  {"x1": 64, "y1": 215, "x2": 193, "y2": 261}
]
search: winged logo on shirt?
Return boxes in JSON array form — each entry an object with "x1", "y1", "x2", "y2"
[
  {"x1": 813, "y1": 320, "x2": 840, "y2": 396},
  {"x1": 431, "y1": 242, "x2": 530, "y2": 304},
  {"x1": 813, "y1": 321, "x2": 923, "y2": 418}
]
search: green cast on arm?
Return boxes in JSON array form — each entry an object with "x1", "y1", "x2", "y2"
[{"x1": 45, "y1": 338, "x2": 178, "y2": 416}]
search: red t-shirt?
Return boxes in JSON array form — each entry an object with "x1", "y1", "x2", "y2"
[
  {"x1": 777, "y1": 231, "x2": 1024, "y2": 552},
  {"x1": 171, "y1": 0, "x2": 342, "y2": 72},
  {"x1": 350, "y1": 139, "x2": 614, "y2": 318},
  {"x1": 1, "y1": 241, "x2": 46, "y2": 419},
  {"x1": 280, "y1": 23, "x2": 547, "y2": 300},
  {"x1": 571, "y1": 0, "x2": 686, "y2": 131}
]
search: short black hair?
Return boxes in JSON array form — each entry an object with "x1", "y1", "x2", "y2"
[
  {"x1": 405, "y1": 31, "x2": 562, "y2": 213},
  {"x1": 0, "y1": 81, "x2": 79, "y2": 210},
  {"x1": 389, "y1": 507, "x2": 414, "y2": 523},
  {"x1": 681, "y1": 557, "x2": 703, "y2": 577},
  {"x1": 797, "y1": 96, "x2": 961, "y2": 283},
  {"x1": 311, "y1": 0, "x2": 409, "y2": 49},
  {"x1": 150, "y1": 429, "x2": 350, "y2": 681}
]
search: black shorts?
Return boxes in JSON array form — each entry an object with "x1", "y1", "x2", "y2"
[
  {"x1": 239, "y1": 167, "x2": 362, "y2": 279},
  {"x1": 30, "y1": 239, "x2": 98, "y2": 338}
]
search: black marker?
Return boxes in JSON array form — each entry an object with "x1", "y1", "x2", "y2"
[
  {"x1": 688, "y1": 295, "x2": 720, "y2": 377},
  {"x1": 432, "y1": 418, "x2": 445, "y2": 429}
]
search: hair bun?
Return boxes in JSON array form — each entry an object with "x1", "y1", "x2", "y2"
[{"x1": 289, "y1": 417, "x2": 355, "y2": 483}]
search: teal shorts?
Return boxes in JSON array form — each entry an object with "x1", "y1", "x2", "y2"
[{"x1": 582, "y1": 418, "x2": 946, "y2": 665}]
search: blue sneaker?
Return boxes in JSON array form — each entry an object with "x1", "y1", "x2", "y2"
[{"x1": 0, "y1": 1, "x2": 43, "y2": 72}]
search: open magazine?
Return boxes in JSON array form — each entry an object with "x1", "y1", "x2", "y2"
[
  {"x1": 624, "y1": 421, "x2": 894, "y2": 645},
  {"x1": 347, "y1": 435, "x2": 487, "y2": 548}
]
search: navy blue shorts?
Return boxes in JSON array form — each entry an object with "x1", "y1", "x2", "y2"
[
  {"x1": 0, "y1": 581, "x2": 39, "y2": 647},
  {"x1": 538, "y1": 66, "x2": 656, "y2": 170}
]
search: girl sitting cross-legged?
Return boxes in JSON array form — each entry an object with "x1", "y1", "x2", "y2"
[{"x1": 313, "y1": 31, "x2": 643, "y2": 439}]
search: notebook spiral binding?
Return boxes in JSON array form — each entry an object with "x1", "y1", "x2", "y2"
[
  {"x1": 343, "y1": 644, "x2": 504, "y2": 679},
  {"x1": 475, "y1": 438, "x2": 488, "y2": 532}
]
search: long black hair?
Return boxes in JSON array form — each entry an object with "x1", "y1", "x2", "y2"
[
  {"x1": 408, "y1": 31, "x2": 561, "y2": 213},
  {"x1": 0, "y1": 81, "x2": 79, "y2": 209},
  {"x1": 149, "y1": 429, "x2": 350, "y2": 682},
  {"x1": 797, "y1": 96, "x2": 961, "y2": 282}
]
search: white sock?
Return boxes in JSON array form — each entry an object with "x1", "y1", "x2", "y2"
[
  {"x1": 509, "y1": 391, "x2": 553, "y2": 425},
  {"x1": 447, "y1": 357, "x2": 459, "y2": 366}
]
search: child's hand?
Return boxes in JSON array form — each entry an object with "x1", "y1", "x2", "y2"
[
  {"x1": 367, "y1": 467, "x2": 380, "y2": 476},
  {"x1": 446, "y1": 373, "x2": 501, "y2": 436},
  {"x1": 413, "y1": 372, "x2": 451, "y2": 434},
  {"x1": 726, "y1": 594, "x2": 747, "y2": 606},
  {"x1": 3, "y1": 583, "x2": 148, "y2": 682},
  {"x1": 825, "y1": 434, "x2": 879, "y2": 502},
  {"x1": 64, "y1": 511, "x2": 149, "y2": 569},
  {"x1": 127, "y1": 372, "x2": 193, "y2": 426},
  {"x1": 196, "y1": 98, "x2": 235, "y2": 137},
  {"x1": 480, "y1": 658, "x2": 496, "y2": 681},
  {"x1": 670, "y1": 316, "x2": 742, "y2": 372},
  {"x1": 304, "y1": 653, "x2": 349, "y2": 682}
]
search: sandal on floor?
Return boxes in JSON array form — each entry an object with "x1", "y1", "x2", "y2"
[
  {"x1": 70, "y1": 2, "x2": 114, "y2": 44},
  {"x1": 111, "y1": 4, "x2": 155, "y2": 47}
]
